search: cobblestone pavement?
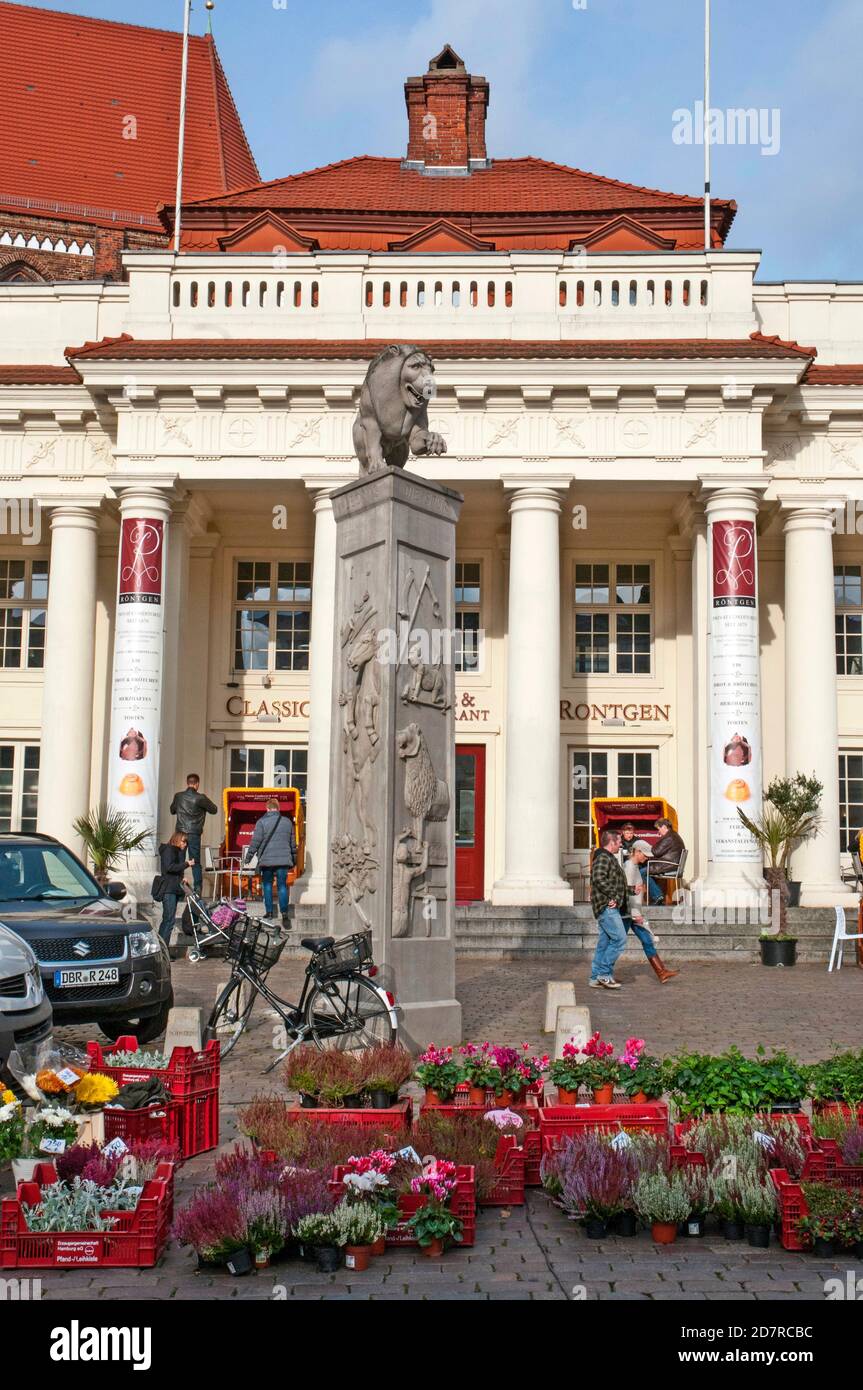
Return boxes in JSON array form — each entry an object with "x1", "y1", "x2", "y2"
[{"x1": 10, "y1": 952, "x2": 861, "y2": 1301}]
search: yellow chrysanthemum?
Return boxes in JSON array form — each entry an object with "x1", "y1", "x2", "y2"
[
  {"x1": 74, "y1": 1073, "x2": 119, "y2": 1105},
  {"x1": 1, "y1": 1088, "x2": 16, "y2": 1106}
]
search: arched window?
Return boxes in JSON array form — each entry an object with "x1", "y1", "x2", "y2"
[{"x1": 559, "y1": 280, "x2": 567, "y2": 308}]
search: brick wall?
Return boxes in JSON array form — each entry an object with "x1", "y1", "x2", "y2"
[
  {"x1": 405, "y1": 69, "x2": 489, "y2": 168},
  {"x1": 0, "y1": 211, "x2": 167, "y2": 282}
]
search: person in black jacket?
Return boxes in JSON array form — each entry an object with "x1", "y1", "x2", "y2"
[
  {"x1": 157, "y1": 831, "x2": 191, "y2": 949},
  {"x1": 170, "y1": 774, "x2": 217, "y2": 895}
]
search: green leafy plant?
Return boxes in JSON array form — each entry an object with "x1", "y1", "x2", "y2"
[
  {"x1": 618, "y1": 1054, "x2": 667, "y2": 1100},
  {"x1": 407, "y1": 1198, "x2": 464, "y2": 1248},
  {"x1": 808, "y1": 1052, "x2": 863, "y2": 1106},
  {"x1": 668, "y1": 1047, "x2": 806, "y2": 1117},
  {"x1": 72, "y1": 803, "x2": 152, "y2": 884},
  {"x1": 797, "y1": 1182, "x2": 862, "y2": 1248},
  {"x1": 737, "y1": 773, "x2": 822, "y2": 935}
]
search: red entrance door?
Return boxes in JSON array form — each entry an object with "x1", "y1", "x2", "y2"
[{"x1": 455, "y1": 744, "x2": 485, "y2": 902}]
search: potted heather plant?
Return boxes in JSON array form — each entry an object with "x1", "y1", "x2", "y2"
[
  {"x1": 579, "y1": 1031, "x2": 619, "y2": 1105},
  {"x1": 282, "y1": 1044, "x2": 324, "y2": 1107},
  {"x1": 679, "y1": 1164, "x2": 710, "y2": 1238},
  {"x1": 173, "y1": 1184, "x2": 245, "y2": 1268},
  {"x1": 739, "y1": 1172, "x2": 777, "y2": 1248},
  {"x1": 295, "y1": 1211, "x2": 342, "y2": 1272},
  {"x1": 359, "y1": 1044, "x2": 413, "y2": 1109},
  {"x1": 633, "y1": 1170, "x2": 691, "y2": 1244},
  {"x1": 333, "y1": 1199, "x2": 385, "y2": 1272},
  {"x1": 549, "y1": 1040, "x2": 584, "y2": 1105},
  {"x1": 414, "y1": 1046, "x2": 465, "y2": 1104}
]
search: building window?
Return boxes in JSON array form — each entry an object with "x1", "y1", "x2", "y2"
[
  {"x1": 0, "y1": 558, "x2": 48, "y2": 669},
  {"x1": 233, "y1": 559, "x2": 311, "y2": 673},
  {"x1": 835, "y1": 565, "x2": 863, "y2": 675},
  {"x1": 570, "y1": 747, "x2": 655, "y2": 849},
  {"x1": 574, "y1": 562, "x2": 651, "y2": 675},
  {"x1": 228, "y1": 745, "x2": 307, "y2": 805},
  {"x1": 0, "y1": 743, "x2": 40, "y2": 831},
  {"x1": 454, "y1": 561, "x2": 482, "y2": 673},
  {"x1": 839, "y1": 753, "x2": 863, "y2": 853}
]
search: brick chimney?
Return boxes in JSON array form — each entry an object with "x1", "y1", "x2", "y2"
[{"x1": 404, "y1": 46, "x2": 490, "y2": 173}]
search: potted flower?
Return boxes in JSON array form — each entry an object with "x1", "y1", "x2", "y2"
[
  {"x1": 26, "y1": 1106, "x2": 80, "y2": 1163},
  {"x1": 618, "y1": 1049, "x2": 666, "y2": 1103},
  {"x1": 240, "y1": 1187, "x2": 289, "y2": 1269},
  {"x1": 506, "y1": 1044, "x2": 549, "y2": 1103},
  {"x1": 708, "y1": 1172, "x2": 746, "y2": 1241},
  {"x1": 633, "y1": 1170, "x2": 691, "y2": 1244},
  {"x1": 173, "y1": 1185, "x2": 246, "y2": 1268},
  {"x1": 294, "y1": 1211, "x2": 342, "y2": 1272},
  {"x1": 549, "y1": 1041, "x2": 584, "y2": 1105},
  {"x1": 414, "y1": 1045, "x2": 465, "y2": 1105},
  {"x1": 738, "y1": 771, "x2": 822, "y2": 955},
  {"x1": 408, "y1": 1162, "x2": 464, "y2": 1257},
  {"x1": 679, "y1": 1165, "x2": 710, "y2": 1238},
  {"x1": 340, "y1": 1149, "x2": 397, "y2": 1252},
  {"x1": 283, "y1": 1044, "x2": 324, "y2": 1107},
  {"x1": 459, "y1": 1043, "x2": 499, "y2": 1105},
  {"x1": 0, "y1": 1088, "x2": 26, "y2": 1174},
  {"x1": 808, "y1": 1053, "x2": 863, "y2": 1113},
  {"x1": 579, "y1": 1031, "x2": 619, "y2": 1105},
  {"x1": 359, "y1": 1044, "x2": 413, "y2": 1109},
  {"x1": 488, "y1": 1046, "x2": 521, "y2": 1105},
  {"x1": 738, "y1": 1172, "x2": 776, "y2": 1248},
  {"x1": 334, "y1": 1199, "x2": 385, "y2": 1272}
]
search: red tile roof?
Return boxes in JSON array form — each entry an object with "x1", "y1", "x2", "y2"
[
  {"x1": 66, "y1": 333, "x2": 813, "y2": 365},
  {"x1": 181, "y1": 155, "x2": 733, "y2": 219},
  {"x1": 0, "y1": 1, "x2": 258, "y2": 229},
  {"x1": 0, "y1": 364, "x2": 80, "y2": 384},
  {"x1": 803, "y1": 365, "x2": 863, "y2": 385}
]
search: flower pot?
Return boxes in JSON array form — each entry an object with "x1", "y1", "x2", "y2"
[
  {"x1": 469, "y1": 1086, "x2": 486, "y2": 1106},
  {"x1": 510, "y1": 1088, "x2": 527, "y2": 1106},
  {"x1": 584, "y1": 1217, "x2": 608, "y2": 1239},
  {"x1": 195, "y1": 1250, "x2": 228, "y2": 1269},
  {"x1": 226, "y1": 1247, "x2": 254, "y2": 1277},
  {"x1": 759, "y1": 937, "x2": 797, "y2": 968},
  {"x1": 613, "y1": 1210, "x2": 637, "y2": 1238},
  {"x1": 592, "y1": 1084, "x2": 614, "y2": 1105},
  {"x1": 370, "y1": 1088, "x2": 396, "y2": 1110},
  {"x1": 786, "y1": 880, "x2": 802, "y2": 908},
  {"x1": 422, "y1": 1237, "x2": 444, "y2": 1258},
  {"x1": 651, "y1": 1221, "x2": 679, "y2": 1245},
  {"x1": 11, "y1": 1158, "x2": 40, "y2": 1185},
  {"x1": 555, "y1": 1087, "x2": 579, "y2": 1106},
  {"x1": 371, "y1": 1235, "x2": 386, "y2": 1256},
  {"x1": 343, "y1": 1093, "x2": 364, "y2": 1109},
  {"x1": 723, "y1": 1220, "x2": 744, "y2": 1241},
  {"x1": 684, "y1": 1214, "x2": 706, "y2": 1238},
  {"x1": 812, "y1": 1237, "x2": 835, "y2": 1258},
  {"x1": 631, "y1": 1091, "x2": 649, "y2": 1104},
  {"x1": 315, "y1": 1245, "x2": 342, "y2": 1273},
  {"x1": 745, "y1": 1224, "x2": 771, "y2": 1249},
  {"x1": 299, "y1": 1093, "x2": 318, "y2": 1109},
  {"x1": 254, "y1": 1248, "x2": 270, "y2": 1269},
  {"x1": 855, "y1": 1241, "x2": 863, "y2": 1260},
  {"x1": 424, "y1": 1088, "x2": 443, "y2": 1107},
  {"x1": 344, "y1": 1244, "x2": 372, "y2": 1271},
  {"x1": 495, "y1": 1089, "x2": 514, "y2": 1107}
]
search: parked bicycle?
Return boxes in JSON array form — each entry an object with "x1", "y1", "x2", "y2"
[{"x1": 203, "y1": 915, "x2": 397, "y2": 1065}]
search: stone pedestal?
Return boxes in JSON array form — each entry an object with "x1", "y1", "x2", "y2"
[{"x1": 327, "y1": 467, "x2": 463, "y2": 1045}]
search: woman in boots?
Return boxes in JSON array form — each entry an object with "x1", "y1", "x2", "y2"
[{"x1": 623, "y1": 841, "x2": 679, "y2": 983}]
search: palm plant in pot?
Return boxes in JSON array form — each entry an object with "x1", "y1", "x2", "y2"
[
  {"x1": 72, "y1": 802, "x2": 151, "y2": 886},
  {"x1": 737, "y1": 771, "x2": 823, "y2": 963}
]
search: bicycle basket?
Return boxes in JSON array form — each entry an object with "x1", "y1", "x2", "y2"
[
  {"x1": 314, "y1": 931, "x2": 373, "y2": 979},
  {"x1": 237, "y1": 921, "x2": 288, "y2": 973}
]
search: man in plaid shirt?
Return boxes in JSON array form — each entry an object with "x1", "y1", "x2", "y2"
[{"x1": 589, "y1": 827, "x2": 629, "y2": 990}]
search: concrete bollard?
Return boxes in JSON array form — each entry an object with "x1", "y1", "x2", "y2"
[
  {"x1": 543, "y1": 980, "x2": 576, "y2": 1032},
  {"x1": 554, "y1": 1005, "x2": 592, "y2": 1060}
]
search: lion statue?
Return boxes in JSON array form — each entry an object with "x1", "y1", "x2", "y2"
[{"x1": 353, "y1": 344, "x2": 447, "y2": 474}]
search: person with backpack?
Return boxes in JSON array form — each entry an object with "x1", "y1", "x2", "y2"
[{"x1": 246, "y1": 798, "x2": 297, "y2": 928}]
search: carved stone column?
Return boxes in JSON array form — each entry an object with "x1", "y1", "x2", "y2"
[{"x1": 326, "y1": 467, "x2": 463, "y2": 1045}]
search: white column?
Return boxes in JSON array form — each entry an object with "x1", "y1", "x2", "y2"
[
  {"x1": 297, "y1": 488, "x2": 339, "y2": 904},
  {"x1": 782, "y1": 501, "x2": 846, "y2": 902},
  {"x1": 492, "y1": 486, "x2": 572, "y2": 906},
  {"x1": 106, "y1": 486, "x2": 172, "y2": 895},
  {"x1": 37, "y1": 504, "x2": 100, "y2": 854},
  {"x1": 702, "y1": 485, "x2": 765, "y2": 903}
]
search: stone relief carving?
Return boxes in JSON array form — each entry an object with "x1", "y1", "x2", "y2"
[
  {"x1": 398, "y1": 564, "x2": 449, "y2": 711},
  {"x1": 162, "y1": 416, "x2": 192, "y2": 449},
  {"x1": 337, "y1": 588, "x2": 382, "y2": 848},
  {"x1": 392, "y1": 831, "x2": 429, "y2": 939},
  {"x1": 685, "y1": 415, "x2": 719, "y2": 449},
  {"x1": 331, "y1": 834, "x2": 379, "y2": 930},
  {"x1": 396, "y1": 721, "x2": 450, "y2": 848},
  {"x1": 25, "y1": 438, "x2": 55, "y2": 471}
]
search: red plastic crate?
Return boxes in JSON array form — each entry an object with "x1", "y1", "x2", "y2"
[
  {"x1": 0, "y1": 1161, "x2": 174, "y2": 1269},
  {"x1": 524, "y1": 1129, "x2": 542, "y2": 1186},
  {"x1": 809, "y1": 1139, "x2": 863, "y2": 1187},
  {"x1": 670, "y1": 1144, "x2": 706, "y2": 1170},
  {"x1": 284, "y1": 1099, "x2": 412, "y2": 1131},
  {"x1": 329, "y1": 1162, "x2": 475, "y2": 1247},
  {"x1": 87, "y1": 1035, "x2": 220, "y2": 1159},
  {"x1": 812, "y1": 1102, "x2": 863, "y2": 1122},
  {"x1": 103, "y1": 1101, "x2": 182, "y2": 1153},
  {"x1": 770, "y1": 1168, "x2": 807, "y2": 1251},
  {"x1": 539, "y1": 1102, "x2": 669, "y2": 1155},
  {"x1": 482, "y1": 1136, "x2": 526, "y2": 1207}
]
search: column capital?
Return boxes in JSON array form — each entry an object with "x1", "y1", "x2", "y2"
[
  {"x1": 115, "y1": 483, "x2": 176, "y2": 521},
  {"x1": 505, "y1": 484, "x2": 566, "y2": 517},
  {"x1": 45, "y1": 501, "x2": 102, "y2": 533},
  {"x1": 501, "y1": 475, "x2": 570, "y2": 496},
  {"x1": 779, "y1": 496, "x2": 844, "y2": 533},
  {"x1": 701, "y1": 481, "x2": 766, "y2": 521}
]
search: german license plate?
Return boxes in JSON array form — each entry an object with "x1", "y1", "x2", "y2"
[{"x1": 53, "y1": 967, "x2": 120, "y2": 988}]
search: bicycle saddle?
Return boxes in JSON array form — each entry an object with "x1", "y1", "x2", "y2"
[{"x1": 301, "y1": 935, "x2": 335, "y2": 952}]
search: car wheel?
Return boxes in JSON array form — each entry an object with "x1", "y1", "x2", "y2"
[{"x1": 97, "y1": 1000, "x2": 171, "y2": 1046}]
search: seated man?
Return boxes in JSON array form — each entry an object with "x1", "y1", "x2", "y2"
[
  {"x1": 646, "y1": 816, "x2": 686, "y2": 904},
  {"x1": 619, "y1": 822, "x2": 638, "y2": 860}
]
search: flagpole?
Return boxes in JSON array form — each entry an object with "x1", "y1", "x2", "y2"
[
  {"x1": 173, "y1": 0, "x2": 192, "y2": 254},
  {"x1": 704, "y1": 0, "x2": 711, "y2": 251}
]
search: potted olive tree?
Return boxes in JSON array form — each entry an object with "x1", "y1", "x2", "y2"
[{"x1": 737, "y1": 772, "x2": 823, "y2": 966}]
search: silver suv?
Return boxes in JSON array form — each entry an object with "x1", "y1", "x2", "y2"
[{"x1": 0, "y1": 921, "x2": 52, "y2": 1082}]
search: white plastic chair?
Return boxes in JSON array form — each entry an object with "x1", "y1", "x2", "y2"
[{"x1": 827, "y1": 905, "x2": 863, "y2": 972}]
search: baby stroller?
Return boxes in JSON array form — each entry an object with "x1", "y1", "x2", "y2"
[{"x1": 180, "y1": 886, "x2": 248, "y2": 963}]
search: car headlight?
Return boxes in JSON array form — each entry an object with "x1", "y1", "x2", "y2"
[
  {"x1": 29, "y1": 963, "x2": 42, "y2": 995},
  {"x1": 129, "y1": 930, "x2": 162, "y2": 958}
]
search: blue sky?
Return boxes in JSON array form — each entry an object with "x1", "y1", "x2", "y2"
[{"x1": 20, "y1": 0, "x2": 862, "y2": 280}]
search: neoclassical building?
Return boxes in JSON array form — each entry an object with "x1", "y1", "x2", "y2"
[{"x1": 2, "y1": 26, "x2": 863, "y2": 921}]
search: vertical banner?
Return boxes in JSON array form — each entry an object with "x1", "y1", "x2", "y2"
[
  {"x1": 709, "y1": 518, "x2": 762, "y2": 862},
  {"x1": 108, "y1": 515, "x2": 166, "y2": 849}
]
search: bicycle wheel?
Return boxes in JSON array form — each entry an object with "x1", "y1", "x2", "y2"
[
  {"x1": 204, "y1": 975, "x2": 258, "y2": 1057},
  {"x1": 305, "y1": 974, "x2": 395, "y2": 1051}
]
